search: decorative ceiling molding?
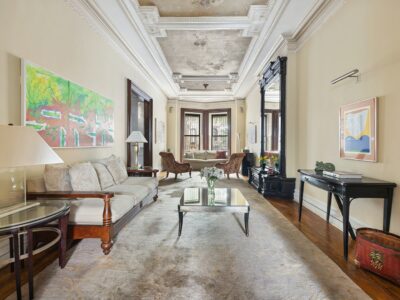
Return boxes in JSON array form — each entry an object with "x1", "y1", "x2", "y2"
[{"x1": 139, "y1": 5, "x2": 270, "y2": 37}]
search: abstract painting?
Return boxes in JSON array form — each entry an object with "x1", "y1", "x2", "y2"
[
  {"x1": 340, "y1": 98, "x2": 377, "y2": 162},
  {"x1": 22, "y1": 61, "x2": 114, "y2": 148}
]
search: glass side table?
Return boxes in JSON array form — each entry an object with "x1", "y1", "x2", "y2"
[{"x1": 0, "y1": 200, "x2": 70, "y2": 300}]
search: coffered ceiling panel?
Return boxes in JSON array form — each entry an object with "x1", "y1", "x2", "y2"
[
  {"x1": 180, "y1": 81, "x2": 230, "y2": 91},
  {"x1": 158, "y1": 30, "x2": 251, "y2": 76},
  {"x1": 138, "y1": 0, "x2": 267, "y2": 17}
]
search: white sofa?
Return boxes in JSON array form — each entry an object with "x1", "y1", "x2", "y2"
[
  {"x1": 182, "y1": 150, "x2": 228, "y2": 171},
  {"x1": 27, "y1": 155, "x2": 158, "y2": 255}
]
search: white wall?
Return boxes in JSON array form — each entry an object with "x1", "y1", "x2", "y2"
[{"x1": 0, "y1": 0, "x2": 167, "y2": 170}]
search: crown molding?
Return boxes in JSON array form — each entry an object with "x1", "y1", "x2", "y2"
[{"x1": 64, "y1": 0, "x2": 167, "y2": 95}]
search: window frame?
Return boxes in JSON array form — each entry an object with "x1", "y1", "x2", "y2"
[
  {"x1": 210, "y1": 113, "x2": 230, "y2": 151},
  {"x1": 183, "y1": 112, "x2": 202, "y2": 152}
]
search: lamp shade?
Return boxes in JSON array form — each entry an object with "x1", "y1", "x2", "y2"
[
  {"x1": 126, "y1": 131, "x2": 148, "y2": 143},
  {"x1": 0, "y1": 125, "x2": 64, "y2": 168}
]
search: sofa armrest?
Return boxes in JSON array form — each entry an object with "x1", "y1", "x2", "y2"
[
  {"x1": 27, "y1": 191, "x2": 115, "y2": 200},
  {"x1": 27, "y1": 191, "x2": 114, "y2": 228}
]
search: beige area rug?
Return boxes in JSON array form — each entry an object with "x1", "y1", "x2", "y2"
[{"x1": 12, "y1": 173, "x2": 369, "y2": 299}]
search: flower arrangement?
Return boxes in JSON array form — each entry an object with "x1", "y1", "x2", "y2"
[{"x1": 201, "y1": 167, "x2": 223, "y2": 190}]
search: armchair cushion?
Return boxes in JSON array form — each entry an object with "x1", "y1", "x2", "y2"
[{"x1": 69, "y1": 162, "x2": 101, "y2": 191}]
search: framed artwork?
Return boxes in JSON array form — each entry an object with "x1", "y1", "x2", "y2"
[
  {"x1": 22, "y1": 60, "x2": 114, "y2": 148},
  {"x1": 339, "y1": 98, "x2": 377, "y2": 162},
  {"x1": 247, "y1": 122, "x2": 257, "y2": 144}
]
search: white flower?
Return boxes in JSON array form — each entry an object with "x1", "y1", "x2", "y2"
[{"x1": 200, "y1": 167, "x2": 224, "y2": 180}]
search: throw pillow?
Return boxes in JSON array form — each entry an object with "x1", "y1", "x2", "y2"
[
  {"x1": 206, "y1": 151, "x2": 217, "y2": 159},
  {"x1": 106, "y1": 157, "x2": 128, "y2": 184},
  {"x1": 94, "y1": 155, "x2": 116, "y2": 166},
  {"x1": 92, "y1": 162, "x2": 115, "y2": 190},
  {"x1": 216, "y1": 151, "x2": 227, "y2": 159},
  {"x1": 43, "y1": 164, "x2": 72, "y2": 191},
  {"x1": 193, "y1": 151, "x2": 206, "y2": 160},
  {"x1": 69, "y1": 162, "x2": 101, "y2": 191},
  {"x1": 184, "y1": 152, "x2": 194, "y2": 159}
]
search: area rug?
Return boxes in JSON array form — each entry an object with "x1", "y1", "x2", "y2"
[{"x1": 13, "y1": 173, "x2": 369, "y2": 299}]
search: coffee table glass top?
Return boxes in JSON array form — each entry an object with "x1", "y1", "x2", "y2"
[{"x1": 180, "y1": 188, "x2": 249, "y2": 207}]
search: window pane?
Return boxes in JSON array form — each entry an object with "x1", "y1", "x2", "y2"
[
  {"x1": 184, "y1": 136, "x2": 200, "y2": 152},
  {"x1": 212, "y1": 136, "x2": 228, "y2": 150},
  {"x1": 212, "y1": 115, "x2": 228, "y2": 135},
  {"x1": 184, "y1": 114, "x2": 200, "y2": 135}
]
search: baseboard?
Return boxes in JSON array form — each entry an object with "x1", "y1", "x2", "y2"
[{"x1": 293, "y1": 189, "x2": 368, "y2": 232}]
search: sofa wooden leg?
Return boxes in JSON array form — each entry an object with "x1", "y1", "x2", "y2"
[{"x1": 101, "y1": 239, "x2": 113, "y2": 255}]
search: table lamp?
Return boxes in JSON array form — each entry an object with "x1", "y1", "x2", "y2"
[
  {"x1": 126, "y1": 131, "x2": 148, "y2": 169},
  {"x1": 0, "y1": 125, "x2": 63, "y2": 217}
]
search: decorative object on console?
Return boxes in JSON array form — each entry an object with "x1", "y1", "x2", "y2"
[
  {"x1": 0, "y1": 125, "x2": 63, "y2": 216},
  {"x1": 314, "y1": 161, "x2": 335, "y2": 173},
  {"x1": 22, "y1": 61, "x2": 114, "y2": 148},
  {"x1": 322, "y1": 170, "x2": 362, "y2": 179},
  {"x1": 340, "y1": 98, "x2": 377, "y2": 162},
  {"x1": 126, "y1": 131, "x2": 148, "y2": 169}
]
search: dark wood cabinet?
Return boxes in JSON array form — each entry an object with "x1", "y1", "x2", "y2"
[
  {"x1": 248, "y1": 167, "x2": 295, "y2": 200},
  {"x1": 241, "y1": 152, "x2": 255, "y2": 176}
]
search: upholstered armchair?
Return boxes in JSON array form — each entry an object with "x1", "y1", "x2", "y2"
[
  {"x1": 159, "y1": 152, "x2": 192, "y2": 180},
  {"x1": 215, "y1": 153, "x2": 246, "y2": 179}
]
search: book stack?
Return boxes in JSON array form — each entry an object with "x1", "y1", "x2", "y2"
[{"x1": 322, "y1": 170, "x2": 362, "y2": 179}]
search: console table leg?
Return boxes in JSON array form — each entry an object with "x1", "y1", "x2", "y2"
[
  {"x1": 12, "y1": 231, "x2": 22, "y2": 300},
  {"x1": 27, "y1": 229, "x2": 34, "y2": 300},
  {"x1": 298, "y1": 180, "x2": 305, "y2": 222},
  {"x1": 383, "y1": 190, "x2": 393, "y2": 232},
  {"x1": 342, "y1": 197, "x2": 350, "y2": 260},
  {"x1": 326, "y1": 192, "x2": 332, "y2": 222},
  {"x1": 333, "y1": 195, "x2": 356, "y2": 240}
]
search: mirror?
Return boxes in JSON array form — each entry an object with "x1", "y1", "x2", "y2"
[{"x1": 260, "y1": 57, "x2": 287, "y2": 177}]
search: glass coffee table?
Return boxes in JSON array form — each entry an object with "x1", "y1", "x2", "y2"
[{"x1": 178, "y1": 187, "x2": 250, "y2": 236}]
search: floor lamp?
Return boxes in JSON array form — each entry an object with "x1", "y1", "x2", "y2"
[
  {"x1": 0, "y1": 125, "x2": 64, "y2": 217},
  {"x1": 126, "y1": 131, "x2": 148, "y2": 169}
]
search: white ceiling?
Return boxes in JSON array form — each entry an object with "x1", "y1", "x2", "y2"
[{"x1": 75, "y1": 0, "x2": 327, "y2": 101}]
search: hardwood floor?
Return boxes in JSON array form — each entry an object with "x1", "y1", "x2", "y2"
[
  {"x1": 1, "y1": 175, "x2": 399, "y2": 299},
  {"x1": 267, "y1": 197, "x2": 400, "y2": 300}
]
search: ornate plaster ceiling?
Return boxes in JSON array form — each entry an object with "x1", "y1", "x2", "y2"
[
  {"x1": 138, "y1": 0, "x2": 266, "y2": 17},
  {"x1": 158, "y1": 30, "x2": 251, "y2": 76}
]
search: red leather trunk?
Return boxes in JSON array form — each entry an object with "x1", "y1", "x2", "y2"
[{"x1": 354, "y1": 228, "x2": 400, "y2": 285}]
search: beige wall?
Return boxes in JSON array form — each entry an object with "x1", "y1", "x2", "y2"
[
  {"x1": 0, "y1": 0, "x2": 167, "y2": 171},
  {"x1": 245, "y1": 84, "x2": 261, "y2": 156},
  {"x1": 295, "y1": 0, "x2": 400, "y2": 233},
  {"x1": 167, "y1": 99, "x2": 246, "y2": 159}
]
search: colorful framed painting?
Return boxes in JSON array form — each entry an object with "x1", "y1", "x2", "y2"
[
  {"x1": 339, "y1": 98, "x2": 377, "y2": 162},
  {"x1": 22, "y1": 61, "x2": 114, "y2": 148}
]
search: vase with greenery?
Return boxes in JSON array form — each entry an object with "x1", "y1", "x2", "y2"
[{"x1": 200, "y1": 167, "x2": 223, "y2": 193}]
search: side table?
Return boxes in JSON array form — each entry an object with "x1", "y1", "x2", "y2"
[
  {"x1": 0, "y1": 200, "x2": 70, "y2": 300},
  {"x1": 127, "y1": 167, "x2": 159, "y2": 178}
]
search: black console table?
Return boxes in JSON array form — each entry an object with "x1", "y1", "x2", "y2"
[
  {"x1": 298, "y1": 169, "x2": 396, "y2": 260},
  {"x1": 249, "y1": 167, "x2": 295, "y2": 200}
]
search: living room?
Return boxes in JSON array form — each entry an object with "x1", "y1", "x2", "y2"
[{"x1": 1, "y1": 0, "x2": 400, "y2": 299}]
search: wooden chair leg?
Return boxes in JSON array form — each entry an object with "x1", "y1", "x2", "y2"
[
  {"x1": 174, "y1": 173, "x2": 178, "y2": 180},
  {"x1": 227, "y1": 173, "x2": 230, "y2": 179},
  {"x1": 236, "y1": 172, "x2": 240, "y2": 179},
  {"x1": 166, "y1": 172, "x2": 169, "y2": 178},
  {"x1": 189, "y1": 171, "x2": 192, "y2": 178}
]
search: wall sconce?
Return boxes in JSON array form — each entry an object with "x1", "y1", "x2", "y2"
[{"x1": 331, "y1": 69, "x2": 360, "y2": 85}]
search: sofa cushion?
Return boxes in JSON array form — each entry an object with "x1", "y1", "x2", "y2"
[
  {"x1": 206, "y1": 151, "x2": 217, "y2": 159},
  {"x1": 216, "y1": 151, "x2": 227, "y2": 159},
  {"x1": 92, "y1": 162, "x2": 115, "y2": 189},
  {"x1": 94, "y1": 155, "x2": 116, "y2": 166},
  {"x1": 68, "y1": 195, "x2": 138, "y2": 225},
  {"x1": 193, "y1": 151, "x2": 207, "y2": 160},
  {"x1": 121, "y1": 177, "x2": 158, "y2": 191},
  {"x1": 43, "y1": 164, "x2": 72, "y2": 192},
  {"x1": 184, "y1": 152, "x2": 194, "y2": 159},
  {"x1": 106, "y1": 157, "x2": 128, "y2": 184},
  {"x1": 69, "y1": 162, "x2": 101, "y2": 191},
  {"x1": 104, "y1": 185, "x2": 150, "y2": 201}
]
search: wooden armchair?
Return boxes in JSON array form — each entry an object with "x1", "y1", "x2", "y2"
[
  {"x1": 216, "y1": 153, "x2": 246, "y2": 179},
  {"x1": 159, "y1": 152, "x2": 192, "y2": 180}
]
